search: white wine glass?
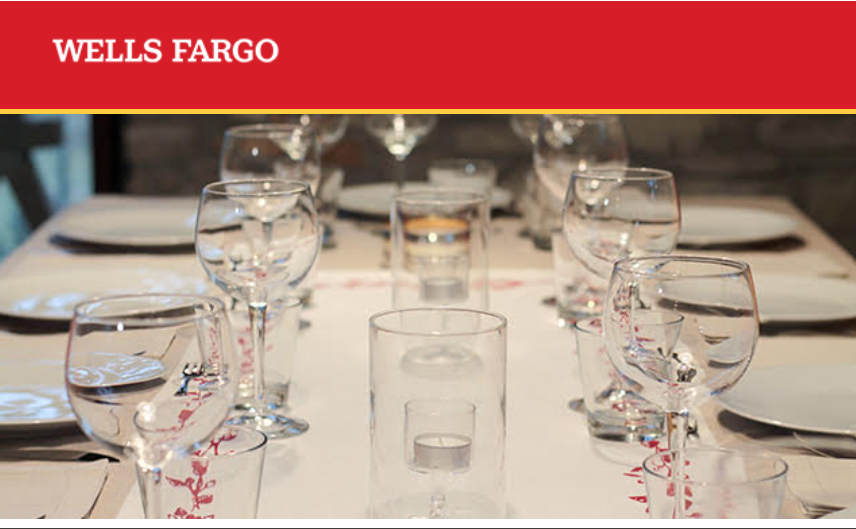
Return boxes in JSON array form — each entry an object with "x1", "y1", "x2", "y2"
[
  {"x1": 220, "y1": 123, "x2": 320, "y2": 193},
  {"x1": 603, "y1": 256, "x2": 759, "y2": 518},
  {"x1": 269, "y1": 114, "x2": 349, "y2": 154},
  {"x1": 534, "y1": 114, "x2": 628, "y2": 203},
  {"x1": 365, "y1": 114, "x2": 437, "y2": 188},
  {"x1": 195, "y1": 179, "x2": 321, "y2": 438},
  {"x1": 66, "y1": 294, "x2": 237, "y2": 519},
  {"x1": 562, "y1": 167, "x2": 680, "y2": 280}
]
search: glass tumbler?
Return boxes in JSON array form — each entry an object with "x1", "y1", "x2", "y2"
[
  {"x1": 573, "y1": 317, "x2": 665, "y2": 443},
  {"x1": 643, "y1": 448, "x2": 788, "y2": 519},
  {"x1": 228, "y1": 297, "x2": 303, "y2": 410},
  {"x1": 391, "y1": 189, "x2": 490, "y2": 310},
  {"x1": 550, "y1": 229, "x2": 606, "y2": 327},
  {"x1": 157, "y1": 426, "x2": 267, "y2": 519},
  {"x1": 369, "y1": 308, "x2": 507, "y2": 519}
]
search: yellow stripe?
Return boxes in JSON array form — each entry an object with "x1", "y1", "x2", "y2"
[{"x1": 2, "y1": 109, "x2": 856, "y2": 114}]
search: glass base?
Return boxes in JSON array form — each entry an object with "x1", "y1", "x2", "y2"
[
  {"x1": 227, "y1": 410, "x2": 309, "y2": 439},
  {"x1": 372, "y1": 492, "x2": 504, "y2": 519},
  {"x1": 586, "y1": 409, "x2": 664, "y2": 443}
]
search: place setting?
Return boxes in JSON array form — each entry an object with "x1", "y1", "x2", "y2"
[{"x1": 2, "y1": 113, "x2": 856, "y2": 520}]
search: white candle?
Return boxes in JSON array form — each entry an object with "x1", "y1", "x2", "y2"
[{"x1": 413, "y1": 432, "x2": 472, "y2": 474}]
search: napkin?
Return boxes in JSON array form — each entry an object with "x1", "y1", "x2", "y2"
[
  {"x1": 0, "y1": 459, "x2": 108, "y2": 518},
  {"x1": 785, "y1": 455, "x2": 856, "y2": 510}
]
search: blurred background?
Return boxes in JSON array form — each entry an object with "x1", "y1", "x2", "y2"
[{"x1": 2, "y1": 114, "x2": 856, "y2": 259}]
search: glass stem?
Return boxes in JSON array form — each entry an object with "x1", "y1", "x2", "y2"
[
  {"x1": 248, "y1": 303, "x2": 268, "y2": 410},
  {"x1": 395, "y1": 156, "x2": 407, "y2": 189},
  {"x1": 667, "y1": 409, "x2": 690, "y2": 519},
  {"x1": 136, "y1": 463, "x2": 164, "y2": 519}
]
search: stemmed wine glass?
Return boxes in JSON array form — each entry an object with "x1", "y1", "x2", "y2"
[
  {"x1": 365, "y1": 114, "x2": 437, "y2": 188},
  {"x1": 195, "y1": 179, "x2": 321, "y2": 438},
  {"x1": 269, "y1": 114, "x2": 349, "y2": 155},
  {"x1": 267, "y1": 115, "x2": 349, "y2": 247},
  {"x1": 220, "y1": 124, "x2": 320, "y2": 193},
  {"x1": 603, "y1": 256, "x2": 759, "y2": 518},
  {"x1": 534, "y1": 114, "x2": 629, "y2": 203},
  {"x1": 562, "y1": 167, "x2": 680, "y2": 410},
  {"x1": 563, "y1": 167, "x2": 680, "y2": 279},
  {"x1": 66, "y1": 294, "x2": 237, "y2": 519}
]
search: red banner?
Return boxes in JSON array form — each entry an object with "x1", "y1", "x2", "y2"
[{"x1": 1, "y1": 1, "x2": 855, "y2": 110}]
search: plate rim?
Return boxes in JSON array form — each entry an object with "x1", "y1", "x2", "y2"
[
  {"x1": 754, "y1": 273, "x2": 856, "y2": 323},
  {"x1": 0, "y1": 267, "x2": 211, "y2": 322},
  {"x1": 678, "y1": 205, "x2": 799, "y2": 246},
  {"x1": 53, "y1": 201, "x2": 197, "y2": 247},
  {"x1": 718, "y1": 363, "x2": 856, "y2": 435}
]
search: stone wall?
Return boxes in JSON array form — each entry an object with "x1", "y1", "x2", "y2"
[{"x1": 118, "y1": 114, "x2": 856, "y2": 255}]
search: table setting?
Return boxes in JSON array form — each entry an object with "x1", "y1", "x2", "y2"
[{"x1": 1, "y1": 114, "x2": 855, "y2": 519}]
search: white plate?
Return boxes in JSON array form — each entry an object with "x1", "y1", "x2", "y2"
[
  {"x1": 54, "y1": 198, "x2": 197, "y2": 247},
  {"x1": 663, "y1": 274, "x2": 856, "y2": 324},
  {"x1": 718, "y1": 364, "x2": 856, "y2": 435},
  {"x1": 679, "y1": 205, "x2": 798, "y2": 246},
  {"x1": 337, "y1": 182, "x2": 513, "y2": 218},
  {"x1": 0, "y1": 359, "x2": 76, "y2": 434},
  {"x1": 0, "y1": 267, "x2": 211, "y2": 322}
]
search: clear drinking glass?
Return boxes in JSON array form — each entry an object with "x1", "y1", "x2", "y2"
[
  {"x1": 369, "y1": 308, "x2": 507, "y2": 518},
  {"x1": 428, "y1": 159, "x2": 497, "y2": 198},
  {"x1": 563, "y1": 167, "x2": 680, "y2": 279},
  {"x1": 551, "y1": 229, "x2": 606, "y2": 327},
  {"x1": 227, "y1": 296, "x2": 302, "y2": 410},
  {"x1": 391, "y1": 189, "x2": 490, "y2": 310},
  {"x1": 573, "y1": 317, "x2": 665, "y2": 443},
  {"x1": 603, "y1": 256, "x2": 760, "y2": 518},
  {"x1": 644, "y1": 448, "x2": 787, "y2": 519},
  {"x1": 195, "y1": 179, "x2": 320, "y2": 438},
  {"x1": 159, "y1": 426, "x2": 267, "y2": 519},
  {"x1": 534, "y1": 114, "x2": 629, "y2": 202},
  {"x1": 530, "y1": 115, "x2": 628, "y2": 250},
  {"x1": 268, "y1": 114, "x2": 349, "y2": 154},
  {"x1": 220, "y1": 124, "x2": 320, "y2": 193},
  {"x1": 66, "y1": 294, "x2": 237, "y2": 519},
  {"x1": 365, "y1": 114, "x2": 437, "y2": 188}
]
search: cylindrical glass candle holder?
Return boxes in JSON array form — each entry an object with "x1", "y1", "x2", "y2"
[
  {"x1": 369, "y1": 308, "x2": 507, "y2": 519},
  {"x1": 392, "y1": 189, "x2": 490, "y2": 310}
]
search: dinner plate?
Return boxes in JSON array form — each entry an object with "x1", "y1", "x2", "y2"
[
  {"x1": 0, "y1": 359, "x2": 76, "y2": 435},
  {"x1": 718, "y1": 364, "x2": 856, "y2": 435},
  {"x1": 337, "y1": 182, "x2": 514, "y2": 218},
  {"x1": 678, "y1": 205, "x2": 798, "y2": 246},
  {"x1": 663, "y1": 274, "x2": 856, "y2": 324},
  {"x1": 54, "y1": 197, "x2": 197, "y2": 247},
  {"x1": 0, "y1": 267, "x2": 211, "y2": 322}
]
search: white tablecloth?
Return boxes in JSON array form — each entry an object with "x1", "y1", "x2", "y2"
[{"x1": 117, "y1": 269, "x2": 692, "y2": 519}]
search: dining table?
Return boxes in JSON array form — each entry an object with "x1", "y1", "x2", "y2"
[{"x1": 1, "y1": 192, "x2": 854, "y2": 519}]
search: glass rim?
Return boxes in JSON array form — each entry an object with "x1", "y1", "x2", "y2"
[
  {"x1": 394, "y1": 187, "x2": 489, "y2": 207},
  {"x1": 202, "y1": 178, "x2": 311, "y2": 198},
  {"x1": 223, "y1": 123, "x2": 311, "y2": 139},
  {"x1": 572, "y1": 166, "x2": 673, "y2": 182},
  {"x1": 191, "y1": 426, "x2": 268, "y2": 461},
  {"x1": 369, "y1": 308, "x2": 507, "y2": 337},
  {"x1": 613, "y1": 255, "x2": 751, "y2": 280},
  {"x1": 572, "y1": 316, "x2": 603, "y2": 336},
  {"x1": 642, "y1": 448, "x2": 788, "y2": 487},
  {"x1": 72, "y1": 293, "x2": 227, "y2": 325}
]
